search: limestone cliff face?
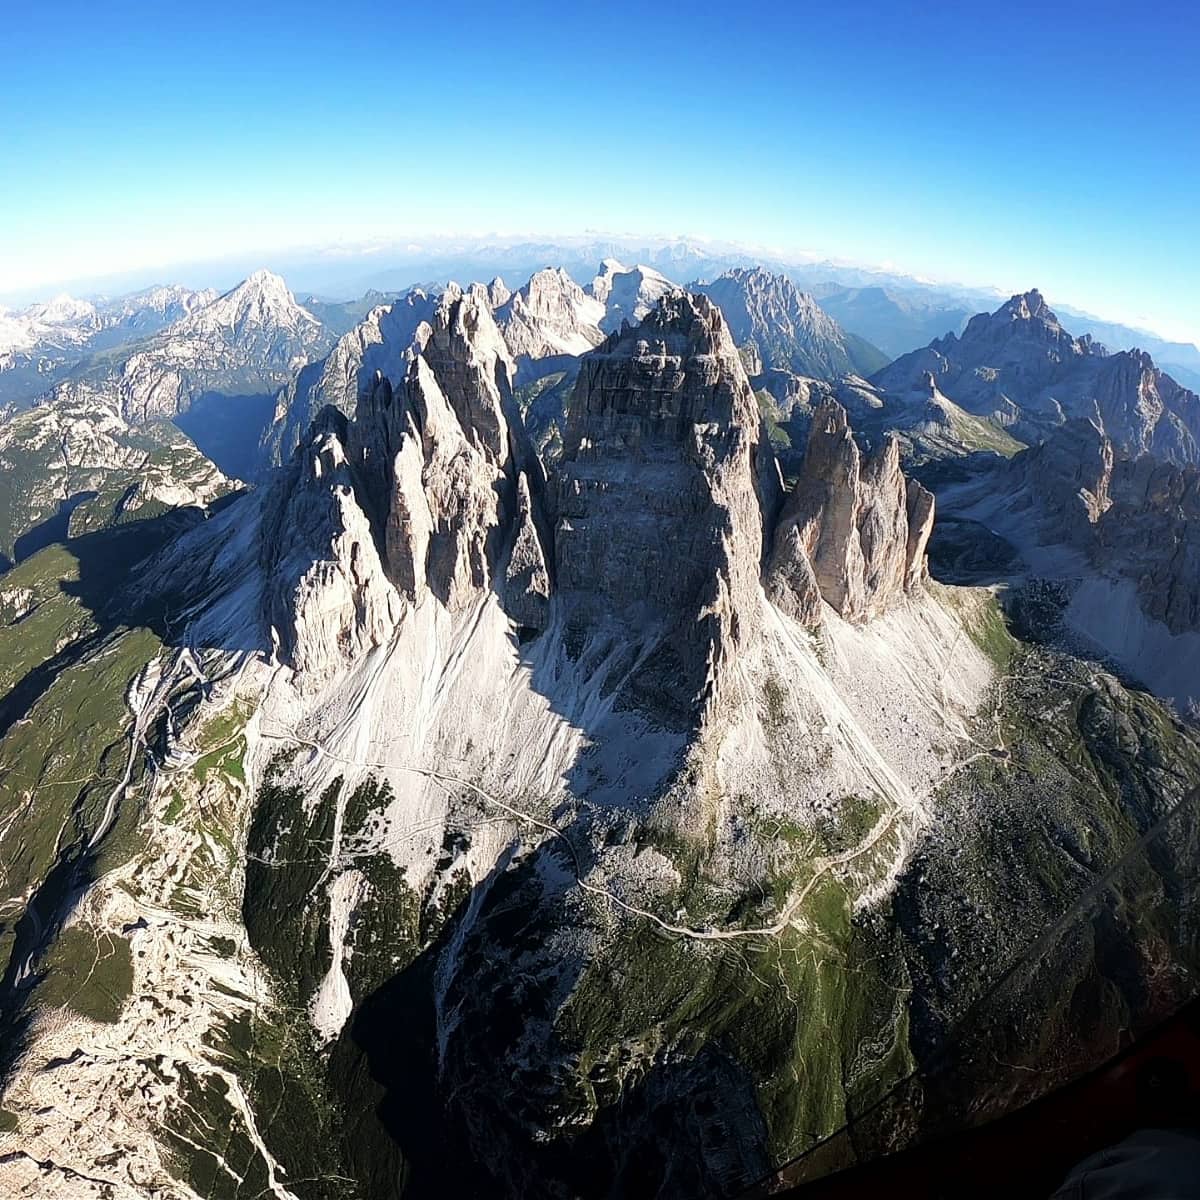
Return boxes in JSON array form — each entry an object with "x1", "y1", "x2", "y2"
[
  {"x1": 1103, "y1": 454, "x2": 1200, "y2": 634},
  {"x1": 262, "y1": 406, "x2": 402, "y2": 683},
  {"x1": 765, "y1": 401, "x2": 934, "y2": 623},
  {"x1": 554, "y1": 292, "x2": 771, "y2": 721},
  {"x1": 400, "y1": 290, "x2": 531, "y2": 611}
]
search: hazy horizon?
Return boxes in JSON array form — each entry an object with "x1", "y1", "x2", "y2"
[
  {"x1": 4, "y1": 230, "x2": 1199, "y2": 354},
  {"x1": 4, "y1": 0, "x2": 1198, "y2": 344}
]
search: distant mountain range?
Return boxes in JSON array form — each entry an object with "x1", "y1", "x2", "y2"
[
  {"x1": 694, "y1": 268, "x2": 888, "y2": 378},
  {"x1": 11, "y1": 235, "x2": 1193, "y2": 382}
]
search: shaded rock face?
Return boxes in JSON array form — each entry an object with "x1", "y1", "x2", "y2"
[
  {"x1": 1013, "y1": 418, "x2": 1114, "y2": 537},
  {"x1": 694, "y1": 267, "x2": 888, "y2": 380},
  {"x1": 262, "y1": 406, "x2": 402, "y2": 683},
  {"x1": 873, "y1": 289, "x2": 1200, "y2": 463},
  {"x1": 1012, "y1": 419, "x2": 1200, "y2": 634},
  {"x1": 504, "y1": 471, "x2": 552, "y2": 631},
  {"x1": 554, "y1": 292, "x2": 771, "y2": 722},
  {"x1": 766, "y1": 402, "x2": 933, "y2": 623},
  {"x1": 1102, "y1": 456, "x2": 1200, "y2": 634}
]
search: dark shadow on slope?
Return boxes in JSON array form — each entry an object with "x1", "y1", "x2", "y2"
[
  {"x1": 12, "y1": 491, "x2": 98, "y2": 564},
  {"x1": 174, "y1": 390, "x2": 276, "y2": 482},
  {"x1": 333, "y1": 843, "x2": 599, "y2": 1199},
  {"x1": 745, "y1": 785, "x2": 1200, "y2": 1196},
  {"x1": 0, "y1": 497, "x2": 257, "y2": 1097},
  {"x1": 333, "y1": 830, "x2": 770, "y2": 1200},
  {"x1": 925, "y1": 515, "x2": 1021, "y2": 586},
  {"x1": 0, "y1": 845, "x2": 98, "y2": 1083},
  {"x1": 0, "y1": 493, "x2": 250, "y2": 744}
]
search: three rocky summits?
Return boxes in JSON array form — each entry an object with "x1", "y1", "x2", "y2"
[{"x1": 266, "y1": 286, "x2": 934, "y2": 722}]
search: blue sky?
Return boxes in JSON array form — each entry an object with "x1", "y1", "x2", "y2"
[{"x1": 2, "y1": 0, "x2": 1198, "y2": 340}]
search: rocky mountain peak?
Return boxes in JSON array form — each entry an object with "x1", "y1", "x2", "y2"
[
  {"x1": 487, "y1": 276, "x2": 511, "y2": 307},
  {"x1": 494, "y1": 267, "x2": 605, "y2": 361},
  {"x1": 413, "y1": 287, "x2": 518, "y2": 463},
  {"x1": 100, "y1": 284, "x2": 220, "y2": 325},
  {"x1": 694, "y1": 267, "x2": 888, "y2": 380},
  {"x1": 873, "y1": 289, "x2": 1200, "y2": 462},
  {"x1": 560, "y1": 291, "x2": 761, "y2": 456},
  {"x1": 267, "y1": 284, "x2": 935, "y2": 713},
  {"x1": 1011, "y1": 417, "x2": 1114, "y2": 532},
  {"x1": 262, "y1": 287, "x2": 442, "y2": 468},
  {"x1": 267, "y1": 282, "x2": 552, "y2": 674},
  {"x1": 588, "y1": 259, "x2": 679, "y2": 332},
  {"x1": 588, "y1": 257, "x2": 627, "y2": 306},
  {"x1": 25, "y1": 293, "x2": 98, "y2": 326},
  {"x1": 187, "y1": 268, "x2": 321, "y2": 337},
  {"x1": 38, "y1": 267, "x2": 336, "y2": 453},
  {"x1": 958, "y1": 286, "x2": 1079, "y2": 352},
  {"x1": 263, "y1": 404, "x2": 402, "y2": 683},
  {"x1": 1004, "y1": 288, "x2": 1051, "y2": 322}
]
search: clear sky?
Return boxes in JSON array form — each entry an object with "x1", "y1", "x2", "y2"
[{"x1": 2, "y1": 0, "x2": 1198, "y2": 340}]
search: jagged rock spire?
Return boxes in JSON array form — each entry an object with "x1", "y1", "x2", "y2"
[
  {"x1": 262, "y1": 406, "x2": 402, "y2": 683},
  {"x1": 266, "y1": 288, "x2": 936, "y2": 689},
  {"x1": 765, "y1": 401, "x2": 934, "y2": 623},
  {"x1": 266, "y1": 287, "x2": 556, "y2": 675}
]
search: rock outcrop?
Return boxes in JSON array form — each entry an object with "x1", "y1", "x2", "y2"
[
  {"x1": 263, "y1": 287, "x2": 439, "y2": 466},
  {"x1": 766, "y1": 401, "x2": 933, "y2": 623},
  {"x1": 265, "y1": 285, "x2": 555, "y2": 673},
  {"x1": 262, "y1": 285, "x2": 938, "y2": 691},
  {"x1": 1100, "y1": 454, "x2": 1200, "y2": 634},
  {"x1": 1010, "y1": 419, "x2": 1200, "y2": 634},
  {"x1": 399, "y1": 290, "x2": 530, "y2": 611},
  {"x1": 487, "y1": 276, "x2": 511, "y2": 308},
  {"x1": 263, "y1": 406, "x2": 402, "y2": 682}
]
